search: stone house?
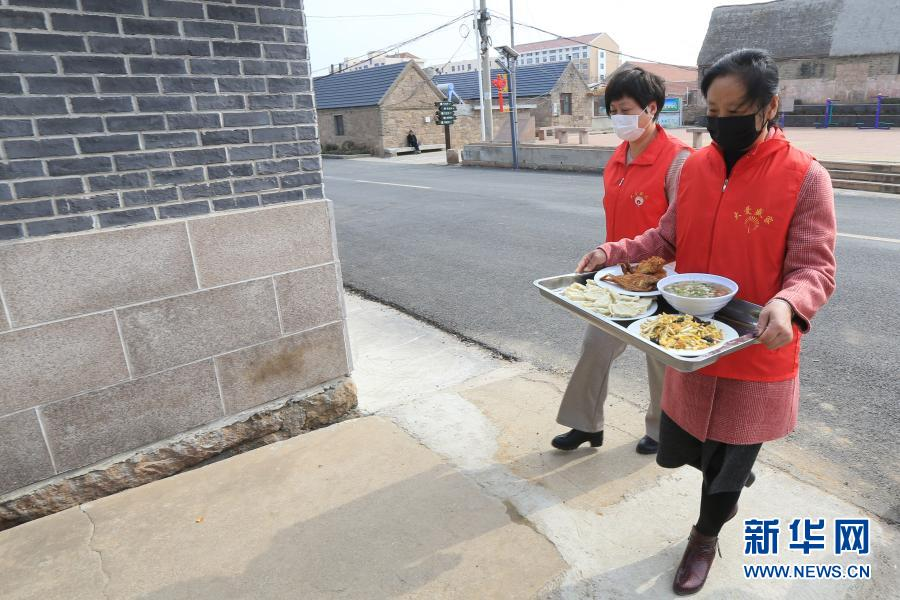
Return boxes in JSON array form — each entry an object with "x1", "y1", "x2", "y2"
[
  {"x1": 699, "y1": 0, "x2": 900, "y2": 104},
  {"x1": 313, "y1": 62, "x2": 447, "y2": 157},
  {"x1": 434, "y1": 61, "x2": 593, "y2": 143}
]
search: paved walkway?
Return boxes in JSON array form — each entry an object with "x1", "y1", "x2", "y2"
[
  {"x1": 2, "y1": 294, "x2": 898, "y2": 599},
  {"x1": 539, "y1": 128, "x2": 900, "y2": 163}
]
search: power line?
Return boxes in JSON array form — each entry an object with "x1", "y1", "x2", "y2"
[
  {"x1": 491, "y1": 13, "x2": 694, "y2": 70},
  {"x1": 307, "y1": 12, "x2": 460, "y2": 19},
  {"x1": 434, "y1": 26, "x2": 472, "y2": 74},
  {"x1": 313, "y1": 10, "x2": 475, "y2": 76}
]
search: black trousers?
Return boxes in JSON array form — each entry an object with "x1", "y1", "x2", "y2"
[{"x1": 657, "y1": 411, "x2": 761, "y2": 536}]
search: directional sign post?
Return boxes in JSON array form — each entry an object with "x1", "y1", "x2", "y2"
[
  {"x1": 434, "y1": 100, "x2": 457, "y2": 150},
  {"x1": 434, "y1": 100, "x2": 457, "y2": 125}
]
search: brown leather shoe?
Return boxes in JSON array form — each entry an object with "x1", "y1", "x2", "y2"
[{"x1": 673, "y1": 526, "x2": 720, "y2": 596}]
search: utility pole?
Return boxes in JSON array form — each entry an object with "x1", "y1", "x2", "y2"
[
  {"x1": 508, "y1": 0, "x2": 519, "y2": 168},
  {"x1": 473, "y1": 0, "x2": 486, "y2": 141},
  {"x1": 477, "y1": 1, "x2": 493, "y2": 141}
]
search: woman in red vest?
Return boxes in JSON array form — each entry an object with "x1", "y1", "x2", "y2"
[
  {"x1": 554, "y1": 67, "x2": 691, "y2": 454},
  {"x1": 579, "y1": 49, "x2": 837, "y2": 595}
]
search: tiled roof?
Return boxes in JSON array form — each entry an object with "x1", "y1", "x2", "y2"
[
  {"x1": 433, "y1": 61, "x2": 572, "y2": 100},
  {"x1": 514, "y1": 34, "x2": 602, "y2": 54},
  {"x1": 618, "y1": 61, "x2": 699, "y2": 95},
  {"x1": 313, "y1": 62, "x2": 408, "y2": 109}
]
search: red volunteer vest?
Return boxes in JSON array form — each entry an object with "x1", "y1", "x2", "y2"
[
  {"x1": 603, "y1": 125, "x2": 691, "y2": 242},
  {"x1": 675, "y1": 130, "x2": 813, "y2": 381}
]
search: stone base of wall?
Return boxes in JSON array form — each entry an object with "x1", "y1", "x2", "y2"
[
  {"x1": 0, "y1": 377, "x2": 357, "y2": 531},
  {"x1": 462, "y1": 143, "x2": 615, "y2": 173}
]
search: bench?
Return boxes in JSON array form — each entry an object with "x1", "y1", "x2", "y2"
[
  {"x1": 384, "y1": 143, "x2": 445, "y2": 157},
  {"x1": 687, "y1": 127, "x2": 706, "y2": 148},
  {"x1": 554, "y1": 127, "x2": 591, "y2": 145},
  {"x1": 536, "y1": 127, "x2": 555, "y2": 141}
]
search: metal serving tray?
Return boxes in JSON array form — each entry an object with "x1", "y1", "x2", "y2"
[{"x1": 534, "y1": 272, "x2": 762, "y2": 372}]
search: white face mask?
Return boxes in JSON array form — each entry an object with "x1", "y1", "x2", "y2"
[{"x1": 611, "y1": 107, "x2": 652, "y2": 142}]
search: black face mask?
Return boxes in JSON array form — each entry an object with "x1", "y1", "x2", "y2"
[{"x1": 706, "y1": 113, "x2": 763, "y2": 153}]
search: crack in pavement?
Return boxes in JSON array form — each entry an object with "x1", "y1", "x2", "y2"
[{"x1": 80, "y1": 505, "x2": 111, "y2": 599}]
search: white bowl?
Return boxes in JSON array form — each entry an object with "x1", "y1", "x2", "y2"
[{"x1": 657, "y1": 273, "x2": 738, "y2": 319}]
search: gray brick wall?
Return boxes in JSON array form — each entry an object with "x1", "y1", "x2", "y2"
[{"x1": 0, "y1": 0, "x2": 320, "y2": 242}]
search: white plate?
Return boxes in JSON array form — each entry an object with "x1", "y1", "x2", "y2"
[
  {"x1": 555, "y1": 287, "x2": 658, "y2": 321},
  {"x1": 593, "y1": 263, "x2": 676, "y2": 297},
  {"x1": 627, "y1": 315, "x2": 739, "y2": 356}
]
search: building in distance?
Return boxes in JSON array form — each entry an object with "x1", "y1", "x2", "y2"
[
  {"x1": 513, "y1": 33, "x2": 620, "y2": 85},
  {"x1": 338, "y1": 51, "x2": 425, "y2": 73},
  {"x1": 699, "y1": 0, "x2": 899, "y2": 105}
]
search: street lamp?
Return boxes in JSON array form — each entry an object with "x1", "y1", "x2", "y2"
[{"x1": 495, "y1": 45, "x2": 519, "y2": 169}]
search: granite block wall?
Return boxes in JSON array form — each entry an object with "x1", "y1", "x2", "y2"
[
  {"x1": 0, "y1": 0, "x2": 354, "y2": 498},
  {"x1": 0, "y1": 0, "x2": 321, "y2": 242}
]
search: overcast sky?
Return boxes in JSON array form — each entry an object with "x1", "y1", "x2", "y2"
[{"x1": 305, "y1": 0, "x2": 765, "y2": 76}]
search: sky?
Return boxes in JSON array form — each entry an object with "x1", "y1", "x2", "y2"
[{"x1": 305, "y1": 0, "x2": 766, "y2": 76}]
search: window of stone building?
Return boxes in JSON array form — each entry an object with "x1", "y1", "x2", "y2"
[
  {"x1": 799, "y1": 62, "x2": 825, "y2": 78},
  {"x1": 593, "y1": 97, "x2": 605, "y2": 116},
  {"x1": 334, "y1": 114, "x2": 345, "y2": 136},
  {"x1": 560, "y1": 93, "x2": 573, "y2": 115}
]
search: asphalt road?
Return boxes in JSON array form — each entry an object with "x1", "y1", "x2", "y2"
[{"x1": 324, "y1": 158, "x2": 900, "y2": 523}]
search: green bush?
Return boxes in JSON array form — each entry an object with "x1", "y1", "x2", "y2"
[{"x1": 323, "y1": 141, "x2": 369, "y2": 155}]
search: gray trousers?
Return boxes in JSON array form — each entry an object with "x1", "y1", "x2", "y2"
[{"x1": 557, "y1": 325, "x2": 664, "y2": 440}]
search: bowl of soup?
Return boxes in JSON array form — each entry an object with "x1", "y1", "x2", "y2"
[{"x1": 657, "y1": 273, "x2": 738, "y2": 318}]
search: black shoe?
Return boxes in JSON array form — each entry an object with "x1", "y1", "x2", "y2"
[
  {"x1": 636, "y1": 435, "x2": 659, "y2": 454},
  {"x1": 551, "y1": 429, "x2": 603, "y2": 451},
  {"x1": 745, "y1": 471, "x2": 756, "y2": 488}
]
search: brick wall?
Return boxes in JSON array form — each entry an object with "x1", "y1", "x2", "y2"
[
  {"x1": 451, "y1": 106, "x2": 535, "y2": 145},
  {"x1": 777, "y1": 54, "x2": 900, "y2": 103},
  {"x1": 0, "y1": 0, "x2": 322, "y2": 242},
  {"x1": 0, "y1": 0, "x2": 354, "y2": 499},
  {"x1": 697, "y1": 54, "x2": 900, "y2": 105},
  {"x1": 548, "y1": 65, "x2": 592, "y2": 128},
  {"x1": 380, "y1": 66, "x2": 444, "y2": 150},
  {"x1": 318, "y1": 106, "x2": 381, "y2": 155},
  {"x1": 526, "y1": 65, "x2": 592, "y2": 131}
]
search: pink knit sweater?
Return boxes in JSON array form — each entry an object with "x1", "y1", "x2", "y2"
[{"x1": 600, "y1": 144, "x2": 837, "y2": 444}]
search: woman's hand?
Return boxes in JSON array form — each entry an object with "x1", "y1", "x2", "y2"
[
  {"x1": 755, "y1": 299, "x2": 794, "y2": 350},
  {"x1": 576, "y1": 249, "x2": 608, "y2": 273}
]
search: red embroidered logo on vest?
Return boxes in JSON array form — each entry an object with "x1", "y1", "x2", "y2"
[
  {"x1": 631, "y1": 191, "x2": 647, "y2": 207},
  {"x1": 734, "y1": 205, "x2": 775, "y2": 233}
]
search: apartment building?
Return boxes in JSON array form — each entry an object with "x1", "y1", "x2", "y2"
[{"x1": 514, "y1": 33, "x2": 620, "y2": 84}]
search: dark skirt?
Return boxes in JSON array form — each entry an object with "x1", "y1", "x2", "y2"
[{"x1": 657, "y1": 411, "x2": 761, "y2": 494}]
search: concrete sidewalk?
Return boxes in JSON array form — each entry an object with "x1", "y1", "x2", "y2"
[{"x1": 2, "y1": 294, "x2": 898, "y2": 599}]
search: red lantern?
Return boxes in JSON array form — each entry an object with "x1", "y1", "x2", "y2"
[{"x1": 491, "y1": 74, "x2": 508, "y2": 113}]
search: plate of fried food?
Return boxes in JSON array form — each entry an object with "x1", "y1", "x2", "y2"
[
  {"x1": 562, "y1": 280, "x2": 657, "y2": 321},
  {"x1": 593, "y1": 256, "x2": 675, "y2": 296},
  {"x1": 627, "y1": 313, "x2": 739, "y2": 356}
]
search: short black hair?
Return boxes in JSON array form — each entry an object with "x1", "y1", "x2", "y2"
[
  {"x1": 604, "y1": 66, "x2": 666, "y2": 120},
  {"x1": 701, "y1": 48, "x2": 779, "y2": 123}
]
